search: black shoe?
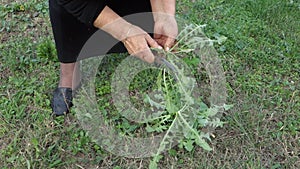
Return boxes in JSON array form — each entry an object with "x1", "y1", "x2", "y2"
[{"x1": 51, "y1": 87, "x2": 73, "y2": 116}]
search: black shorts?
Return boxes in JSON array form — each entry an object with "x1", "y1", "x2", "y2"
[{"x1": 49, "y1": 0, "x2": 153, "y2": 63}]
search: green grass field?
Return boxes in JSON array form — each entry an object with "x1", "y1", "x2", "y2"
[{"x1": 0, "y1": 0, "x2": 299, "y2": 168}]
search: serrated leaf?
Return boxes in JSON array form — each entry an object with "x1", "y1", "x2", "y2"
[
  {"x1": 200, "y1": 132, "x2": 212, "y2": 141},
  {"x1": 209, "y1": 118, "x2": 224, "y2": 128},
  {"x1": 195, "y1": 137, "x2": 212, "y2": 151},
  {"x1": 183, "y1": 140, "x2": 194, "y2": 152},
  {"x1": 204, "y1": 107, "x2": 218, "y2": 117},
  {"x1": 144, "y1": 94, "x2": 165, "y2": 109},
  {"x1": 197, "y1": 118, "x2": 208, "y2": 126}
]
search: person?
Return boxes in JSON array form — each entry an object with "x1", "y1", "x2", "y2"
[{"x1": 49, "y1": 0, "x2": 178, "y2": 116}]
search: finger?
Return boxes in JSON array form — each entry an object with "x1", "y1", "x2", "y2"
[
  {"x1": 145, "y1": 34, "x2": 162, "y2": 49},
  {"x1": 145, "y1": 49, "x2": 155, "y2": 63},
  {"x1": 135, "y1": 48, "x2": 155, "y2": 63},
  {"x1": 123, "y1": 40, "x2": 134, "y2": 54},
  {"x1": 164, "y1": 37, "x2": 176, "y2": 51},
  {"x1": 154, "y1": 38, "x2": 165, "y2": 47}
]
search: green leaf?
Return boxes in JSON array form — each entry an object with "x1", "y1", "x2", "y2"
[
  {"x1": 195, "y1": 137, "x2": 212, "y2": 151},
  {"x1": 168, "y1": 149, "x2": 177, "y2": 156},
  {"x1": 83, "y1": 113, "x2": 92, "y2": 119},
  {"x1": 223, "y1": 104, "x2": 234, "y2": 111},
  {"x1": 209, "y1": 118, "x2": 224, "y2": 128},
  {"x1": 149, "y1": 161, "x2": 158, "y2": 169},
  {"x1": 145, "y1": 125, "x2": 155, "y2": 132},
  {"x1": 197, "y1": 118, "x2": 208, "y2": 126},
  {"x1": 183, "y1": 140, "x2": 194, "y2": 152},
  {"x1": 204, "y1": 107, "x2": 218, "y2": 117},
  {"x1": 199, "y1": 102, "x2": 208, "y2": 112},
  {"x1": 144, "y1": 94, "x2": 165, "y2": 109},
  {"x1": 200, "y1": 132, "x2": 212, "y2": 141},
  {"x1": 217, "y1": 35, "x2": 227, "y2": 44}
]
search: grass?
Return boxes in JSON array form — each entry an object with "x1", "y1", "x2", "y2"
[{"x1": 0, "y1": 0, "x2": 299, "y2": 168}]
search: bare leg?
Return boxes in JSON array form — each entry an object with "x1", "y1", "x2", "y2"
[{"x1": 58, "y1": 62, "x2": 81, "y2": 90}]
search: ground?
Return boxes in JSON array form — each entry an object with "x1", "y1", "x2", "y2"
[{"x1": 0, "y1": 0, "x2": 299, "y2": 168}]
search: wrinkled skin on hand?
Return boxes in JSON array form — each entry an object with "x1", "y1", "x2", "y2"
[
  {"x1": 122, "y1": 15, "x2": 178, "y2": 63},
  {"x1": 122, "y1": 25, "x2": 161, "y2": 63},
  {"x1": 153, "y1": 15, "x2": 178, "y2": 51}
]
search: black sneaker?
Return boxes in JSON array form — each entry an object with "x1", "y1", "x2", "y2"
[{"x1": 51, "y1": 87, "x2": 73, "y2": 116}]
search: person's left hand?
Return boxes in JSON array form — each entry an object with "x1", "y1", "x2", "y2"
[{"x1": 153, "y1": 14, "x2": 178, "y2": 51}]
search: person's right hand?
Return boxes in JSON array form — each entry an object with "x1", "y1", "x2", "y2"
[{"x1": 122, "y1": 25, "x2": 162, "y2": 63}]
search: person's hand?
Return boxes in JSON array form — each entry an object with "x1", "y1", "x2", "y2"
[
  {"x1": 93, "y1": 6, "x2": 162, "y2": 63},
  {"x1": 122, "y1": 25, "x2": 162, "y2": 63},
  {"x1": 153, "y1": 14, "x2": 178, "y2": 51}
]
